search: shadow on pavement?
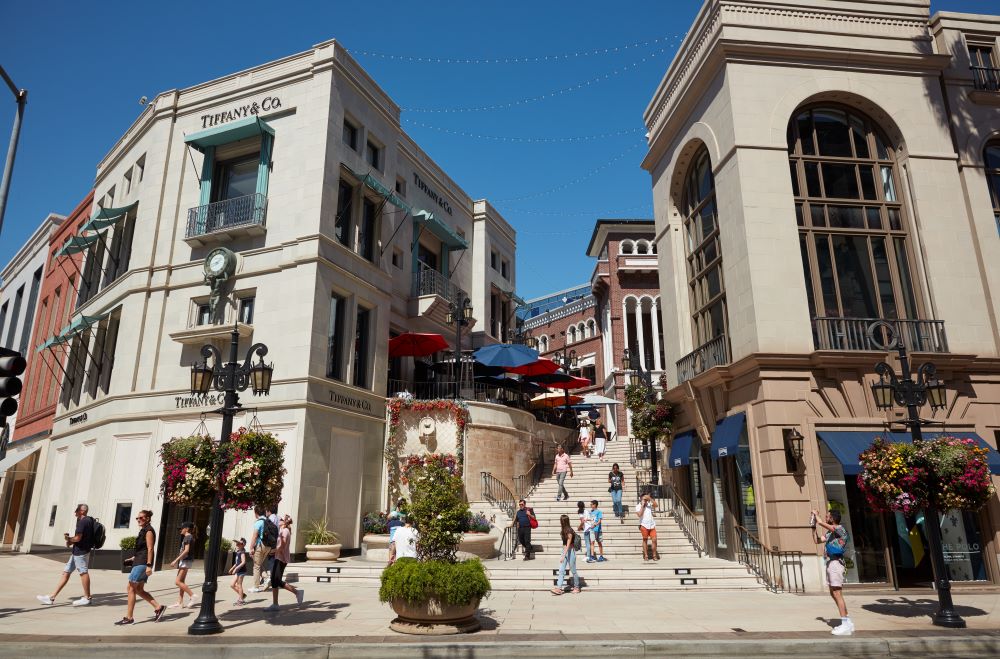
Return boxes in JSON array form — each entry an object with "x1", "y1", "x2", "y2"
[
  {"x1": 475, "y1": 609, "x2": 499, "y2": 631},
  {"x1": 218, "y1": 601, "x2": 347, "y2": 628},
  {"x1": 861, "y1": 597, "x2": 988, "y2": 619}
]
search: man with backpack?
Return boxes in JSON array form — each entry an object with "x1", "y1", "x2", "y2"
[
  {"x1": 248, "y1": 506, "x2": 278, "y2": 593},
  {"x1": 36, "y1": 503, "x2": 100, "y2": 606},
  {"x1": 812, "y1": 508, "x2": 853, "y2": 635}
]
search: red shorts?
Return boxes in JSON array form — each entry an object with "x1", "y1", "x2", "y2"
[{"x1": 640, "y1": 526, "x2": 657, "y2": 540}]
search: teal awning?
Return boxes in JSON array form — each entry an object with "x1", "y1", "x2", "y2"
[
  {"x1": 57, "y1": 312, "x2": 110, "y2": 340},
  {"x1": 350, "y1": 169, "x2": 411, "y2": 213},
  {"x1": 36, "y1": 335, "x2": 68, "y2": 353},
  {"x1": 414, "y1": 209, "x2": 468, "y2": 250},
  {"x1": 55, "y1": 234, "x2": 100, "y2": 257},
  {"x1": 82, "y1": 201, "x2": 138, "y2": 232},
  {"x1": 185, "y1": 116, "x2": 274, "y2": 153}
]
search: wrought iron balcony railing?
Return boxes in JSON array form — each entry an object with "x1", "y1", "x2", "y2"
[
  {"x1": 812, "y1": 317, "x2": 948, "y2": 353},
  {"x1": 186, "y1": 193, "x2": 267, "y2": 240},
  {"x1": 411, "y1": 265, "x2": 468, "y2": 304},
  {"x1": 971, "y1": 66, "x2": 1000, "y2": 92},
  {"x1": 676, "y1": 333, "x2": 730, "y2": 385}
]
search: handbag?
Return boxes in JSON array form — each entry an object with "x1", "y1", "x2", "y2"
[{"x1": 528, "y1": 508, "x2": 538, "y2": 529}]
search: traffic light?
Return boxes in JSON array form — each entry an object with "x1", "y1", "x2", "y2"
[{"x1": 0, "y1": 347, "x2": 26, "y2": 422}]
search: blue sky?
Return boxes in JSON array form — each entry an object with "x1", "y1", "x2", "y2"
[{"x1": 0, "y1": 0, "x2": 993, "y2": 299}]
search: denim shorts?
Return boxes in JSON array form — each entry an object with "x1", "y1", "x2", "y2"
[
  {"x1": 64, "y1": 554, "x2": 89, "y2": 574},
  {"x1": 129, "y1": 564, "x2": 150, "y2": 583}
]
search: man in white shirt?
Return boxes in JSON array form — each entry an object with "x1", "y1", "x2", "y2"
[
  {"x1": 393, "y1": 517, "x2": 419, "y2": 560},
  {"x1": 635, "y1": 491, "x2": 658, "y2": 561}
]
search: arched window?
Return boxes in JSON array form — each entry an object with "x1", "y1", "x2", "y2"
[
  {"x1": 788, "y1": 105, "x2": 919, "y2": 321},
  {"x1": 636, "y1": 240, "x2": 648, "y2": 255},
  {"x1": 683, "y1": 147, "x2": 727, "y2": 347},
  {"x1": 567, "y1": 326, "x2": 576, "y2": 343},
  {"x1": 578, "y1": 322, "x2": 586, "y2": 338},
  {"x1": 986, "y1": 141, "x2": 1000, "y2": 233},
  {"x1": 587, "y1": 319, "x2": 596, "y2": 338},
  {"x1": 650, "y1": 242, "x2": 657, "y2": 255},
  {"x1": 539, "y1": 335, "x2": 548, "y2": 352},
  {"x1": 621, "y1": 240, "x2": 634, "y2": 255}
]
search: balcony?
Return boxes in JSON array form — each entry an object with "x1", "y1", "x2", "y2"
[
  {"x1": 971, "y1": 66, "x2": 1000, "y2": 93},
  {"x1": 408, "y1": 266, "x2": 470, "y2": 323},
  {"x1": 676, "y1": 334, "x2": 730, "y2": 385},
  {"x1": 812, "y1": 317, "x2": 948, "y2": 353},
  {"x1": 185, "y1": 193, "x2": 267, "y2": 246}
]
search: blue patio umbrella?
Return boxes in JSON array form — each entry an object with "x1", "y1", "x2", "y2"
[{"x1": 472, "y1": 343, "x2": 538, "y2": 369}]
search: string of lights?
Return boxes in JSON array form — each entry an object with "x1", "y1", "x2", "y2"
[
  {"x1": 401, "y1": 46, "x2": 674, "y2": 113},
  {"x1": 403, "y1": 118, "x2": 645, "y2": 144},
  {"x1": 503, "y1": 203, "x2": 653, "y2": 218},
  {"x1": 348, "y1": 33, "x2": 685, "y2": 65}
]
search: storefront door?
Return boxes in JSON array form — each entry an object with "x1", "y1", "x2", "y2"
[{"x1": 887, "y1": 510, "x2": 990, "y2": 587}]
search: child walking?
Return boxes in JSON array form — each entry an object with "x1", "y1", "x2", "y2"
[{"x1": 229, "y1": 537, "x2": 248, "y2": 605}]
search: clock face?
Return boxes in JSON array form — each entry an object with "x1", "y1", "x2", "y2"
[
  {"x1": 209, "y1": 253, "x2": 226, "y2": 273},
  {"x1": 204, "y1": 248, "x2": 233, "y2": 278}
]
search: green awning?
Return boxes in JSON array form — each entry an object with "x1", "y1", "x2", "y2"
[
  {"x1": 58, "y1": 312, "x2": 111, "y2": 341},
  {"x1": 414, "y1": 209, "x2": 468, "y2": 250},
  {"x1": 55, "y1": 234, "x2": 100, "y2": 257},
  {"x1": 36, "y1": 335, "x2": 68, "y2": 353},
  {"x1": 350, "y1": 168, "x2": 411, "y2": 213},
  {"x1": 185, "y1": 116, "x2": 274, "y2": 153},
  {"x1": 81, "y1": 201, "x2": 138, "y2": 232}
]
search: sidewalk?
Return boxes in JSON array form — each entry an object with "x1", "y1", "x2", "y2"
[{"x1": 2, "y1": 554, "x2": 999, "y2": 656}]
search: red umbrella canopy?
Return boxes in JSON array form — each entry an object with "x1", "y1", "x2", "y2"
[
  {"x1": 388, "y1": 333, "x2": 450, "y2": 358},
  {"x1": 506, "y1": 357, "x2": 561, "y2": 377},
  {"x1": 531, "y1": 373, "x2": 591, "y2": 390}
]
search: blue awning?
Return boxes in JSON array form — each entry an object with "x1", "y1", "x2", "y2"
[
  {"x1": 817, "y1": 431, "x2": 1000, "y2": 475},
  {"x1": 414, "y1": 209, "x2": 468, "y2": 250},
  {"x1": 669, "y1": 431, "x2": 696, "y2": 468},
  {"x1": 185, "y1": 116, "x2": 274, "y2": 153},
  {"x1": 710, "y1": 412, "x2": 745, "y2": 460}
]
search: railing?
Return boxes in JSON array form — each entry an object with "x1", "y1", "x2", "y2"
[
  {"x1": 480, "y1": 471, "x2": 517, "y2": 520},
  {"x1": 735, "y1": 525, "x2": 805, "y2": 593},
  {"x1": 512, "y1": 442, "x2": 545, "y2": 500},
  {"x1": 630, "y1": 437, "x2": 662, "y2": 471},
  {"x1": 676, "y1": 334, "x2": 730, "y2": 385},
  {"x1": 669, "y1": 486, "x2": 707, "y2": 557},
  {"x1": 633, "y1": 472, "x2": 670, "y2": 511},
  {"x1": 497, "y1": 525, "x2": 517, "y2": 561},
  {"x1": 972, "y1": 66, "x2": 1000, "y2": 92},
  {"x1": 522, "y1": 296, "x2": 597, "y2": 330},
  {"x1": 411, "y1": 265, "x2": 468, "y2": 304},
  {"x1": 812, "y1": 317, "x2": 948, "y2": 353},
  {"x1": 186, "y1": 193, "x2": 267, "y2": 239}
]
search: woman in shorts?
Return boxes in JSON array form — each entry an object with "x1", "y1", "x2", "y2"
[
  {"x1": 578, "y1": 421, "x2": 591, "y2": 458},
  {"x1": 168, "y1": 521, "x2": 198, "y2": 609},
  {"x1": 115, "y1": 510, "x2": 165, "y2": 625}
]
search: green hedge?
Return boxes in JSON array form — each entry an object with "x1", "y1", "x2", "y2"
[{"x1": 379, "y1": 558, "x2": 491, "y2": 606}]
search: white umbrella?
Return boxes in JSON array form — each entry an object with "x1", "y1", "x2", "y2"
[{"x1": 581, "y1": 393, "x2": 620, "y2": 406}]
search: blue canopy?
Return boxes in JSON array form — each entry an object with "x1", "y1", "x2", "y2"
[
  {"x1": 669, "y1": 431, "x2": 696, "y2": 468},
  {"x1": 711, "y1": 412, "x2": 746, "y2": 460},
  {"x1": 473, "y1": 343, "x2": 538, "y2": 368},
  {"x1": 185, "y1": 116, "x2": 274, "y2": 152},
  {"x1": 818, "y1": 430, "x2": 1000, "y2": 475}
]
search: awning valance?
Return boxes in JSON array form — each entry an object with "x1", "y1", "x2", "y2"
[
  {"x1": 0, "y1": 435, "x2": 44, "y2": 477},
  {"x1": 55, "y1": 234, "x2": 100, "y2": 257},
  {"x1": 350, "y1": 168, "x2": 411, "y2": 213},
  {"x1": 669, "y1": 431, "x2": 696, "y2": 468},
  {"x1": 414, "y1": 209, "x2": 468, "y2": 250},
  {"x1": 185, "y1": 116, "x2": 274, "y2": 153},
  {"x1": 710, "y1": 412, "x2": 746, "y2": 460},
  {"x1": 36, "y1": 335, "x2": 68, "y2": 353},
  {"x1": 82, "y1": 201, "x2": 138, "y2": 232},
  {"x1": 818, "y1": 431, "x2": 1000, "y2": 475},
  {"x1": 58, "y1": 311, "x2": 111, "y2": 341}
]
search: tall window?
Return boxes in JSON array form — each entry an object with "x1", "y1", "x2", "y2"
[
  {"x1": 327, "y1": 293, "x2": 346, "y2": 381},
  {"x1": 0, "y1": 301, "x2": 8, "y2": 343},
  {"x1": 970, "y1": 45, "x2": 998, "y2": 92},
  {"x1": 103, "y1": 209, "x2": 137, "y2": 287},
  {"x1": 683, "y1": 148, "x2": 727, "y2": 348},
  {"x1": 18, "y1": 267, "x2": 42, "y2": 354},
  {"x1": 212, "y1": 154, "x2": 258, "y2": 202},
  {"x1": 985, "y1": 141, "x2": 1000, "y2": 235},
  {"x1": 343, "y1": 120, "x2": 359, "y2": 151},
  {"x1": 359, "y1": 198, "x2": 377, "y2": 262},
  {"x1": 336, "y1": 179, "x2": 353, "y2": 247},
  {"x1": 5, "y1": 285, "x2": 23, "y2": 346},
  {"x1": 788, "y1": 105, "x2": 919, "y2": 320},
  {"x1": 365, "y1": 140, "x2": 381, "y2": 170},
  {"x1": 353, "y1": 306, "x2": 371, "y2": 388}
]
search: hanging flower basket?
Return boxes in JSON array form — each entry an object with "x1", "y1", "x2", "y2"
[
  {"x1": 159, "y1": 435, "x2": 218, "y2": 508},
  {"x1": 858, "y1": 436, "x2": 995, "y2": 514},
  {"x1": 218, "y1": 427, "x2": 287, "y2": 511}
]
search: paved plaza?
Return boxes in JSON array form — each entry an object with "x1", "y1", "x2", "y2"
[{"x1": 2, "y1": 554, "x2": 1000, "y2": 657}]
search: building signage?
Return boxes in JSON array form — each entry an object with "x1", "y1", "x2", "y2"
[
  {"x1": 413, "y1": 172, "x2": 453, "y2": 216},
  {"x1": 174, "y1": 393, "x2": 225, "y2": 409},
  {"x1": 200, "y1": 96, "x2": 282, "y2": 129},
  {"x1": 329, "y1": 390, "x2": 375, "y2": 414},
  {"x1": 69, "y1": 413, "x2": 88, "y2": 426}
]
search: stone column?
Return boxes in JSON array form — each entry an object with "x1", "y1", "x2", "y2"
[
  {"x1": 635, "y1": 302, "x2": 647, "y2": 371},
  {"x1": 652, "y1": 298, "x2": 663, "y2": 373},
  {"x1": 621, "y1": 299, "x2": 630, "y2": 360}
]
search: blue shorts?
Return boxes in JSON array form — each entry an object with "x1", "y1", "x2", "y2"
[
  {"x1": 64, "y1": 554, "x2": 89, "y2": 574},
  {"x1": 128, "y1": 564, "x2": 150, "y2": 583}
]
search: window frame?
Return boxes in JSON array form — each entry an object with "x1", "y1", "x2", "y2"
[
  {"x1": 365, "y1": 138, "x2": 382, "y2": 171},
  {"x1": 353, "y1": 305, "x2": 372, "y2": 389},
  {"x1": 682, "y1": 148, "x2": 728, "y2": 348},
  {"x1": 336, "y1": 177, "x2": 355, "y2": 248},
  {"x1": 326, "y1": 292, "x2": 348, "y2": 381},
  {"x1": 985, "y1": 140, "x2": 1000, "y2": 236},
  {"x1": 343, "y1": 119, "x2": 359, "y2": 151},
  {"x1": 239, "y1": 296, "x2": 256, "y2": 325}
]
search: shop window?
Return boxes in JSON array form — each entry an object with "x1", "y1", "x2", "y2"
[
  {"x1": 114, "y1": 503, "x2": 132, "y2": 529},
  {"x1": 581, "y1": 364, "x2": 596, "y2": 385},
  {"x1": 353, "y1": 306, "x2": 371, "y2": 388},
  {"x1": 239, "y1": 296, "x2": 255, "y2": 324},
  {"x1": 343, "y1": 119, "x2": 359, "y2": 151},
  {"x1": 336, "y1": 179, "x2": 354, "y2": 248},
  {"x1": 327, "y1": 293, "x2": 346, "y2": 381},
  {"x1": 365, "y1": 139, "x2": 382, "y2": 171}
]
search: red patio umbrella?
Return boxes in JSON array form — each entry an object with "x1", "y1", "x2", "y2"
[
  {"x1": 389, "y1": 332, "x2": 449, "y2": 358},
  {"x1": 506, "y1": 357, "x2": 561, "y2": 377}
]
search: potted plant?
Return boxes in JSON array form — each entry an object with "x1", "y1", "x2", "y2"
[
  {"x1": 303, "y1": 519, "x2": 342, "y2": 562},
  {"x1": 379, "y1": 454, "x2": 491, "y2": 634},
  {"x1": 205, "y1": 537, "x2": 234, "y2": 574},
  {"x1": 119, "y1": 535, "x2": 136, "y2": 573}
]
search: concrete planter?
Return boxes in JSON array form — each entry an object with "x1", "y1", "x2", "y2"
[
  {"x1": 305, "y1": 543, "x2": 342, "y2": 562},
  {"x1": 361, "y1": 533, "x2": 497, "y2": 561},
  {"x1": 389, "y1": 597, "x2": 481, "y2": 635}
]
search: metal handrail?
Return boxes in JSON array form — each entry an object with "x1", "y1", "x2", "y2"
[
  {"x1": 971, "y1": 65, "x2": 1000, "y2": 92},
  {"x1": 497, "y1": 525, "x2": 517, "y2": 560},
  {"x1": 412, "y1": 264, "x2": 468, "y2": 304},
  {"x1": 811, "y1": 317, "x2": 948, "y2": 353},
  {"x1": 186, "y1": 193, "x2": 267, "y2": 238},
  {"x1": 669, "y1": 486, "x2": 707, "y2": 557},
  {"x1": 480, "y1": 471, "x2": 517, "y2": 520},
  {"x1": 735, "y1": 524, "x2": 805, "y2": 593},
  {"x1": 676, "y1": 334, "x2": 730, "y2": 385}
]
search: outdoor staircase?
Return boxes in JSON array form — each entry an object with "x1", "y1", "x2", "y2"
[{"x1": 290, "y1": 437, "x2": 766, "y2": 592}]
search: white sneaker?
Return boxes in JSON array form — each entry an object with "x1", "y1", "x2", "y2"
[
  {"x1": 831, "y1": 621, "x2": 854, "y2": 636},
  {"x1": 36, "y1": 595, "x2": 53, "y2": 605},
  {"x1": 248, "y1": 587, "x2": 260, "y2": 593},
  {"x1": 295, "y1": 589, "x2": 305, "y2": 606},
  {"x1": 262, "y1": 604, "x2": 280, "y2": 612},
  {"x1": 72, "y1": 597, "x2": 91, "y2": 606}
]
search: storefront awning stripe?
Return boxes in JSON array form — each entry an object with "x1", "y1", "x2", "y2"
[
  {"x1": 185, "y1": 116, "x2": 274, "y2": 153},
  {"x1": 669, "y1": 431, "x2": 695, "y2": 468},
  {"x1": 710, "y1": 412, "x2": 745, "y2": 460},
  {"x1": 81, "y1": 201, "x2": 138, "y2": 232},
  {"x1": 413, "y1": 209, "x2": 468, "y2": 250},
  {"x1": 55, "y1": 234, "x2": 100, "y2": 257}
]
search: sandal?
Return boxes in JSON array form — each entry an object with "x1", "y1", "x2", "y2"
[
  {"x1": 550, "y1": 588, "x2": 564, "y2": 595},
  {"x1": 114, "y1": 617, "x2": 134, "y2": 626},
  {"x1": 571, "y1": 587, "x2": 581, "y2": 594}
]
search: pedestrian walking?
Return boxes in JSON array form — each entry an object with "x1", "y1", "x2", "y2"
[
  {"x1": 393, "y1": 516, "x2": 419, "y2": 560},
  {"x1": 263, "y1": 515, "x2": 305, "y2": 611},
  {"x1": 588, "y1": 500, "x2": 606, "y2": 562},
  {"x1": 167, "y1": 522, "x2": 198, "y2": 609},
  {"x1": 578, "y1": 421, "x2": 591, "y2": 458},
  {"x1": 593, "y1": 420, "x2": 608, "y2": 461},
  {"x1": 812, "y1": 509, "x2": 854, "y2": 635},
  {"x1": 248, "y1": 505, "x2": 277, "y2": 593},
  {"x1": 265, "y1": 505, "x2": 279, "y2": 583},
  {"x1": 115, "y1": 509, "x2": 165, "y2": 625},
  {"x1": 513, "y1": 499, "x2": 536, "y2": 560},
  {"x1": 608, "y1": 464, "x2": 625, "y2": 523},
  {"x1": 551, "y1": 514, "x2": 580, "y2": 595},
  {"x1": 36, "y1": 503, "x2": 95, "y2": 607},
  {"x1": 229, "y1": 537, "x2": 248, "y2": 605},
  {"x1": 577, "y1": 500, "x2": 595, "y2": 561},
  {"x1": 636, "y1": 491, "x2": 659, "y2": 561},
  {"x1": 552, "y1": 445, "x2": 573, "y2": 501}
]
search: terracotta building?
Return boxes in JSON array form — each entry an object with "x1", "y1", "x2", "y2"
[{"x1": 644, "y1": 0, "x2": 1000, "y2": 591}]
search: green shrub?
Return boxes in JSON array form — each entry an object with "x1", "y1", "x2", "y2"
[
  {"x1": 379, "y1": 558, "x2": 491, "y2": 606},
  {"x1": 303, "y1": 519, "x2": 339, "y2": 545},
  {"x1": 407, "y1": 455, "x2": 468, "y2": 562},
  {"x1": 204, "y1": 537, "x2": 233, "y2": 554},
  {"x1": 119, "y1": 535, "x2": 136, "y2": 551}
]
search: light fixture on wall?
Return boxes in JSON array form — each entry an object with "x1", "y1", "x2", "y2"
[{"x1": 784, "y1": 428, "x2": 805, "y2": 462}]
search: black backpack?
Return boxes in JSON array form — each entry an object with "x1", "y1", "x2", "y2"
[
  {"x1": 572, "y1": 531, "x2": 582, "y2": 552},
  {"x1": 90, "y1": 517, "x2": 107, "y2": 550},
  {"x1": 262, "y1": 519, "x2": 279, "y2": 548}
]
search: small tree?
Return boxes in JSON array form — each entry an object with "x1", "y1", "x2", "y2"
[{"x1": 406, "y1": 455, "x2": 469, "y2": 563}]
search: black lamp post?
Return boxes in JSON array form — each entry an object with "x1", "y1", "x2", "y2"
[
  {"x1": 867, "y1": 323, "x2": 961, "y2": 628},
  {"x1": 445, "y1": 297, "x2": 473, "y2": 400},
  {"x1": 187, "y1": 327, "x2": 273, "y2": 636},
  {"x1": 507, "y1": 326, "x2": 538, "y2": 349},
  {"x1": 623, "y1": 346, "x2": 661, "y2": 493},
  {"x1": 554, "y1": 345, "x2": 578, "y2": 424}
]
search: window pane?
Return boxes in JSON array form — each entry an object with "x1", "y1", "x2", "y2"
[
  {"x1": 353, "y1": 307, "x2": 370, "y2": 388},
  {"x1": 866, "y1": 207, "x2": 883, "y2": 230},
  {"x1": 239, "y1": 297, "x2": 255, "y2": 324},
  {"x1": 871, "y1": 238, "x2": 898, "y2": 319},
  {"x1": 700, "y1": 199, "x2": 717, "y2": 242},
  {"x1": 831, "y1": 235, "x2": 879, "y2": 318},
  {"x1": 875, "y1": 132, "x2": 889, "y2": 160},
  {"x1": 796, "y1": 112, "x2": 815, "y2": 156},
  {"x1": 986, "y1": 145, "x2": 1000, "y2": 170},
  {"x1": 336, "y1": 180, "x2": 353, "y2": 247},
  {"x1": 805, "y1": 162, "x2": 822, "y2": 197},
  {"x1": 706, "y1": 266, "x2": 722, "y2": 300},
  {"x1": 795, "y1": 202, "x2": 804, "y2": 226},
  {"x1": 813, "y1": 109, "x2": 853, "y2": 157},
  {"x1": 800, "y1": 236, "x2": 816, "y2": 317},
  {"x1": 815, "y1": 236, "x2": 839, "y2": 316},
  {"x1": 888, "y1": 208, "x2": 902, "y2": 231},
  {"x1": 859, "y1": 165, "x2": 877, "y2": 200},
  {"x1": 217, "y1": 156, "x2": 258, "y2": 201},
  {"x1": 789, "y1": 162, "x2": 800, "y2": 196},
  {"x1": 697, "y1": 156, "x2": 713, "y2": 203},
  {"x1": 197, "y1": 305, "x2": 211, "y2": 326},
  {"x1": 708, "y1": 300, "x2": 725, "y2": 337},
  {"x1": 822, "y1": 163, "x2": 860, "y2": 199},
  {"x1": 360, "y1": 198, "x2": 377, "y2": 261},
  {"x1": 811, "y1": 204, "x2": 826, "y2": 227},
  {"x1": 703, "y1": 239, "x2": 718, "y2": 265},
  {"x1": 894, "y1": 238, "x2": 918, "y2": 319},
  {"x1": 850, "y1": 116, "x2": 870, "y2": 159},
  {"x1": 327, "y1": 294, "x2": 345, "y2": 380},
  {"x1": 881, "y1": 166, "x2": 897, "y2": 201},
  {"x1": 828, "y1": 205, "x2": 865, "y2": 229}
]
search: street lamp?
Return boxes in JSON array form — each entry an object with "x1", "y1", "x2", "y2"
[
  {"x1": 866, "y1": 322, "x2": 962, "y2": 629},
  {"x1": 446, "y1": 297, "x2": 473, "y2": 400},
  {"x1": 0, "y1": 65, "x2": 27, "y2": 239},
  {"x1": 187, "y1": 327, "x2": 273, "y2": 636},
  {"x1": 507, "y1": 326, "x2": 537, "y2": 349},
  {"x1": 623, "y1": 346, "x2": 661, "y2": 493}
]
